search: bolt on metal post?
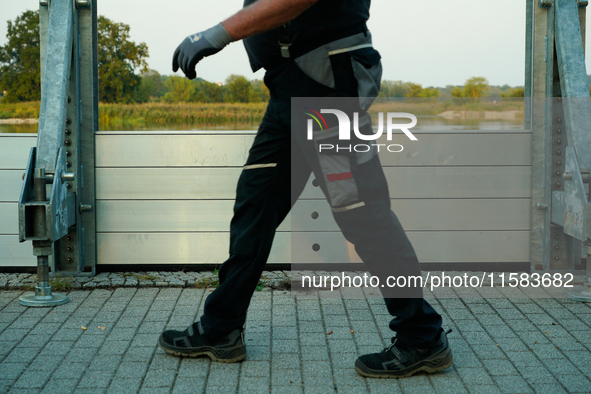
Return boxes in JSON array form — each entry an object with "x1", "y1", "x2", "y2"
[{"x1": 19, "y1": 168, "x2": 69, "y2": 307}]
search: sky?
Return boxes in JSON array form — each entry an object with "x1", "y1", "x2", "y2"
[{"x1": 1, "y1": 0, "x2": 590, "y2": 88}]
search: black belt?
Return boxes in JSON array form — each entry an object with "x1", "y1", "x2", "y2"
[{"x1": 265, "y1": 22, "x2": 369, "y2": 70}]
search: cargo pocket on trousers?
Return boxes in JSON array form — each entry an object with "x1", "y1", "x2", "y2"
[
  {"x1": 350, "y1": 47, "x2": 383, "y2": 110},
  {"x1": 314, "y1": 127, "x2": 360, "y2": 209}
]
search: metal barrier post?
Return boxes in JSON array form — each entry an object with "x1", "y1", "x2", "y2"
[{"x1": 18, "y1": 0, "x2": 98, "y2": 307}]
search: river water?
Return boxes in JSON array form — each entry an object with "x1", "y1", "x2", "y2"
[{"x1": 0, "y1": 116, "x2": 526, "y2": 134}]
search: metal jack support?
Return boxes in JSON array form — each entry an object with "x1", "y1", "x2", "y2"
[
  {"x1": 18, "y1": 0, "x2": 98, "y2": 306},
  {"x1": 19, "y1": 168, "x2": 68, "y2": 307}
]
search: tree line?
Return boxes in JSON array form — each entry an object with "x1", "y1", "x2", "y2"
[{"x1": 0, "y1": 10, "x2": 551, "y2": 106}]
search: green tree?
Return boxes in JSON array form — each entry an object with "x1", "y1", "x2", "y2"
[
  {"x1": 462, "y1": 76, "x2": 490, "y2": 102},
  {"x1": 162, "y1": 76, "x2": 196, "y2": 103},
  {"x1": 196, "y1": 80, "x2": 223, "y2": 103},
  {"x1": 224, "y1": 74, "x2": 252, "y2": 103},
  {"x1": 379, "y1": 80, "x2": 410, "y2": 98},
  {"x1": 405, "y1": 82, "x2": 424, "y2": 98},
  {"x1": 419, "y1": 87, "x2": 440, "y2": 98},
  {"x1": 98, "y1": 16, "x2": 148, "y2": 103},
  {"x1": 133, "y1": 69, "x2": 167, "y2": 103},
  {"x1": 501, "y1": 87, "x2": 524, "y2": 98},
  {"x1": 250, "y1": 79, "x2": 270, "y2": 103},
  {"x1": 0, "y1": 10, "x2": 40, "y2": 103}
]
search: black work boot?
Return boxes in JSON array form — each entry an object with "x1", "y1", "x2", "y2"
[
  {"x1": 158, "y1": 321, "x2": 246, "y2": 363},
  {"x1": 355, "y1": 329, "x2": 453, "y2": 378}
]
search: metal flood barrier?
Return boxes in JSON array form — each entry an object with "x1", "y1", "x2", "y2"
[{"x1": 0, "y1": 0, "x2": 590, "y2": 305}]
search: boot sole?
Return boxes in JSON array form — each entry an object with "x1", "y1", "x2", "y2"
[
  {"x1": 158, "y1": 337, "x2": 246, "y2": 363},
  {"x1": 355, "y1": 347, "x2": 453, "y2": 379}
]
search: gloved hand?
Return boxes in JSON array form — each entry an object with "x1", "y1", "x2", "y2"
[{"x1": 172, "y1": 23, "x2": 233, "y2": 80}]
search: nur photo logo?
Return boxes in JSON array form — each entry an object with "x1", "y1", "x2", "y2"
[{"x1": 303, "y1": 108, "x2": 419, "y2": 153}]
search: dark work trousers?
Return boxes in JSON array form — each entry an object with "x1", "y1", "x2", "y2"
[{"x1": 200, "y1": 44, "x2": 442, "y2": 348}]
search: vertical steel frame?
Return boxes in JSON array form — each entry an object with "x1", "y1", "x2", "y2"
[
  {"x1": 528, "y1": 0, "x2": 589, "y2": 274},
  {"x1": 53, "y1": 0, "x2": 98, "y2": 276},
  {"x1": 17, "y1": 0, "x2": 97, "y2": 306}
]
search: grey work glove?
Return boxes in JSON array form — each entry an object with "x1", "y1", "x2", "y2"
[{"x1": 172, "y1": 23, "x2": 233, "y2": 80}]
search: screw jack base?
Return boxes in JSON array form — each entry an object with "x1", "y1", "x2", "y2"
[
  {"x1": 568, "y1": 281, "x2": 591, "y2": 302},
  {"x1": 19, "y1": 286, "x2": 69, "y2": 307}
]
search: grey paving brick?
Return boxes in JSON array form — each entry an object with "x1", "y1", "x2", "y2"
[
  {"x1": 237, "y1": 376, "x2": 270, "y2": 394},
  {"x1": 74, "y1": 334, "x2": 106, "y2": 349},
  {"x1": 138, "y1": 387, "x2": 170, "y2": 394},
  {"x1": 41, "y1": 378, "x2": 77, "y2": 394},
  {"x1": 299, "y1": 345, "x2": 328, "y2": 361},
  {"x1": 38, "y1": 341, "x2": 74, "y2": 357},
  {"x1": 298, "y1": 321, "x2": 325, "y2": 333},
  {"x1": 483, "y1": 359, "x2": 519, "y2": 376},
  {"x1": 114, "y1": 361, "x2": 149, "y2": 379},
  {"x1": 528, "y1": 383, "x2": 568, "y2": 394},
  {"x1": 272, "y1": 339, "x2": 300, "y2": 354},
  {"x1": 333, "y1": 369, "x2": 366, "y2": 387},
  {"x1": 149, "y1": 353, "x2": 180, "y2": 370},
  {"x1": 492, "y1": 375, "x2": 533, "y2": 394},
  {"x1": 298, "y1": 333, "x2": 326, "y2": 346},
  {"x1": 470, "y1": 344, "x2": 506, "y2": 360},
  {"x1": 0, "y1": 362, "x2": 28, "y2": 380},
  {"x1": 141, "y1": 369, "x2": 176, "y2": 388},
  {"x1": 270, "y1": 352, "x2": 300, "y2": 370},
  {"x1": 106, "y1": 378, "x2": 142, "y2": 394},
  {"x1": 12, "y1": 368, "x2": 53, "y2": 389},
  {"x1": 0, "y1": 329, "x2": 28, "y2": 343},
  {"x1": 97, "y1": 340, "x2": 129, "y2": 356},
  {"x1": 464, "y1": 385, "x2": 503, "y2": 394},
  {"x1": 271, "y1": 385, "x2": 303, "y2": 394},
  {"x1": 456, "y1": 367, "x2": 495, "y2": 386},
  {"x1": 271, "y1": 368, "x2": 302, "y2": 386},
  {"x1": 130, "y1": 333, "x2": 159, "y2": 347},
  {"x1": 176, "y1": 357, "x2": 209, "y2": 378},
  {"x1": 122, "y1": 346, "x2": 154, "y2": 362},
  {"x1": 26, "y1": 355, "x2": 63, "y2": 371},
  {"x1": 246, "y1": 345, "x2": 271, "y2": 361},
  {"x1": 327, "y1": 339, "x2": 356, "y2": 354},
  {"x1": 397, "y1": 375, "x2": 434, "y2": 393},
  {"x1": 51, "y1": 362, "x2": 88, "y2": 380},
  {"x1": 530, "y1": 343, "x2": 567, "y2": 360},
  {"x1": 241, "y1": 360, "x2": 270, "y2": 377},
  {"x1": 3, "y1": 347, "x2": 39, "y2": 364},
  {"x1": 51, "y1": 329, "x2": 82, "y2": 342},
  {"x1": 429, "y1": 372, "x2": 468, "y2": 394},
  {"x1": 77, "y1": 371, "x2": 114, "y2": 389},
  {"x1": 137, "y1": 321, "x2": 166, "y2": 334},
  {"x1": 517, "y1": 366, "x2": 559, "y2": 385},
  {"x1": 172, "y1": 377, "x2": 207, "y2": 394},
  {"x1": 330, "y1": 352, "x2": 358, "y2": 370}
]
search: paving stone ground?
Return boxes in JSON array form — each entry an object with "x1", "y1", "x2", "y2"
[{"x1": 1, "y1": 272, "x2": 591, "y2": 393}]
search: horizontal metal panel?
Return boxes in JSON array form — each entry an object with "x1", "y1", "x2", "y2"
[
  {"x1": 96, "y1": 133, "x2": 254, "y2": 168},
  {"x1": 96, "y1": 199, "x2": 530, "y2": 233},
  {"x1": 0, "y1": 235, "x2": 36, "y2": 267},
  {"x1": 379, "y1": 133, "x2": 531, "y2": 166},
  {"x1": 96, "y1": 166, "x2": 531, "y2": 200},
  {"x1": 0, "y1": 170, "x2": 26, "y2": 202},
  {"x1": 95, "y1": 132, "x2": 531, "y2": 168},
  {"x1": 0, "y1": 135, "x2": 36, "y2": 169},
  {"x1": 96, "y1": 231, "x2": 529, "y2": 265},
  {"x1": 0, "y1": 203, "x2": 18, "y2": 234}
]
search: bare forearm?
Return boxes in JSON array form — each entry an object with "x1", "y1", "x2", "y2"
[{"x1": 222, "y1": 0, "x2": 319, "y2": 41}]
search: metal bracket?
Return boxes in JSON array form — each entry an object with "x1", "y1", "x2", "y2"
[
  {"x1": 540, "y1": 0, "x2": 552, "y2": 7},
  {"x1": 579, "y1": 0, "x2": 588, "y2": 8},
  {"x1": 563, "y1": 147, "x2": 591, "y2": 243},
  {"x1": 75, "y1": 0, "x2": 90, "y2": 8},
  {"x1": 39, "y1": 0, "x2": 50, "y2": 6}
]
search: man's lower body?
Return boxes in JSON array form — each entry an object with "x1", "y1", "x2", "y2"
[{"x1": 159, "y1": 31, "x2": 452, "y2": 377}]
